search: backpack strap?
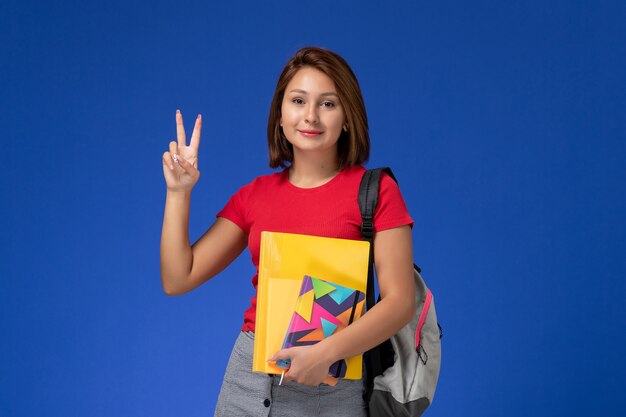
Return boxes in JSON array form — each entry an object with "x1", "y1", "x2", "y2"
[
  {"x1": 358, "y1": 167, "x2": 396, "y2": 312},
  {"x1": 358, "y1": 167, "x2": 397, "y2": 385}
]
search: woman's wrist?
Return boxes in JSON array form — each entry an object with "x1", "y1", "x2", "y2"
[
  {"x1": 166, "y1": 189, "x2": 192, "y2": 200},
  {"x1": 314, "y1": 337, "x2": 341, "y2": 366}
]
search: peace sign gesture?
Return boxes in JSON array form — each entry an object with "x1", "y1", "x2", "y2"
[{"x1": 162, "y1": 110, "x2": 202, "y2": 192}]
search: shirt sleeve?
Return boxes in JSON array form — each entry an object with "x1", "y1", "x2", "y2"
[
  {"x1": 216, "y1": 183, "x2": 252, "y2": 234},
  {"x1": 373, "y1": 172, "x2": 414, "y2": 232}
]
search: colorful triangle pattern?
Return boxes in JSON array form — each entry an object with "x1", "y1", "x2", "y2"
[
  {"x1": 328, "y1": 284, "x2": 356, "y2": 304},
  {"x1": 279, "y1": 275, "x2": 365, "y2": 378}
]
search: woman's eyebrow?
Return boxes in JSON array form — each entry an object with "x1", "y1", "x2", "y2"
[{"x1": 288, "y1": 89, "x2": 338, "y2": 97}]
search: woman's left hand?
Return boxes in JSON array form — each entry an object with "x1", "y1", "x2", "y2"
[{"x1": 268, "y1": 345, "x2": 334, "y2": 386}]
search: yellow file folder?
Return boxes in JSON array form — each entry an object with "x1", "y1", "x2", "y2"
[{"x1": 253, "y1": 231, "x2": 370, "y2": 380}]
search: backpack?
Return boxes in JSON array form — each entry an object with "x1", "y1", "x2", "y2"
[{"x1": 359, "y1": 167, "x2": 443, "y2": 417}]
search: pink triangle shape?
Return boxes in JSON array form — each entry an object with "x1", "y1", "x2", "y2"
[{"x1": 289, "y1": 301, "x2": 343, "y2": 333}]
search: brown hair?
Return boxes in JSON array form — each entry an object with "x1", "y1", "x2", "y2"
[{"x1": 267, "y1": 46, "x2": 370, "y2": 169}]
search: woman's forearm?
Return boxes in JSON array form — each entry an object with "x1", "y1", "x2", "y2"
[{"x1": 160, "y1": 190, "x2": 193, "y2": 295}]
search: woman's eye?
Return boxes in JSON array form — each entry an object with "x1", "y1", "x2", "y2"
[
  {"x1": 321, "y1": 101, "x2": 335, "y2": 108},
  {"x1": 292, "y1": 98, "x2": 305, "y2": 105}
]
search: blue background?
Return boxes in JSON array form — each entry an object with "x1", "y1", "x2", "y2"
[{"x1": 2, "y1": 1, "x2": 625, "y2": 416}]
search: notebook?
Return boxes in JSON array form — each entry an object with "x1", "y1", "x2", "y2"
[{"x1": 275, "y1": 275, "x2": 366, "y2": 378}]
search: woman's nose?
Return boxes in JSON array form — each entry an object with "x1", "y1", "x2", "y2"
[{"x1": 304, "y1": 103, "x2": 319, "y2": 124}]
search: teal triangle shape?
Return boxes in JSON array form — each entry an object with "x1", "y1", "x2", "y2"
[
  {"x1": 328, "y1": 285, "x2": 355, "y2": 305},
  {"x1": 320, "y1": 318, "x2": 338, "y2": 338}
]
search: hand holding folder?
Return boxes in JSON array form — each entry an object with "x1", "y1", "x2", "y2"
[{"x1": 267, "y1": 346, "x2": 341, "y2": 386}]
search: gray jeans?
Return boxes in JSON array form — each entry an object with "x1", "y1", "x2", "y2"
[{"x1": 214, "y1": 331, "x2": 367, "y2": 417}]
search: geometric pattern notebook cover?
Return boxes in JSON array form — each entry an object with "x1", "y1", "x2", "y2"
[{"x1": 276, "y1": 275, "x2": 365, "y2": 378}]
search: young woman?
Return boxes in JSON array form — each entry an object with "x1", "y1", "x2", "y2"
[{"x1": 160, "y1": 46, "x2": 416, "y2": 416}]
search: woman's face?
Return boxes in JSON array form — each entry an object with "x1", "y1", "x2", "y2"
[{"x1": 280, "y1": 66, "x2": 346, "y2": 160}]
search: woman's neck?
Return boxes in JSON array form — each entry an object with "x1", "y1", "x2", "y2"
[{"x1": 288, "y1": 152, "x2": 341, "y2": 189}]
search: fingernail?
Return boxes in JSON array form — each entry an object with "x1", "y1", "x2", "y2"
[
  {"x1": 170, "y1": 164, "x2": 174, "y2": 170},
  {"x1": 173, "y1": 154, "x2": 179, "y2": 163},
  {"x1": 176, "y1": 109, "x2": 180, "y2": 114},
  {"x1": 197, "y1": 114, "x2": 201, "y2": 119}
]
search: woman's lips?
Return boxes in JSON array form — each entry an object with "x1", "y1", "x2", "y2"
[{"x1": 298, "y1": 130, "x2": 322, "y2": 138}]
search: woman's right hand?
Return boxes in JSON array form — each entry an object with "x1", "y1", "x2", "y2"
[{"x1": 162, "y1": 110, "x2": 202, "y2": 192}]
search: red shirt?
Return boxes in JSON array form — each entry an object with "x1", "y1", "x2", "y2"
[{"x1": 217, "y1": 165, "x2": 413, "y2": 332}]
